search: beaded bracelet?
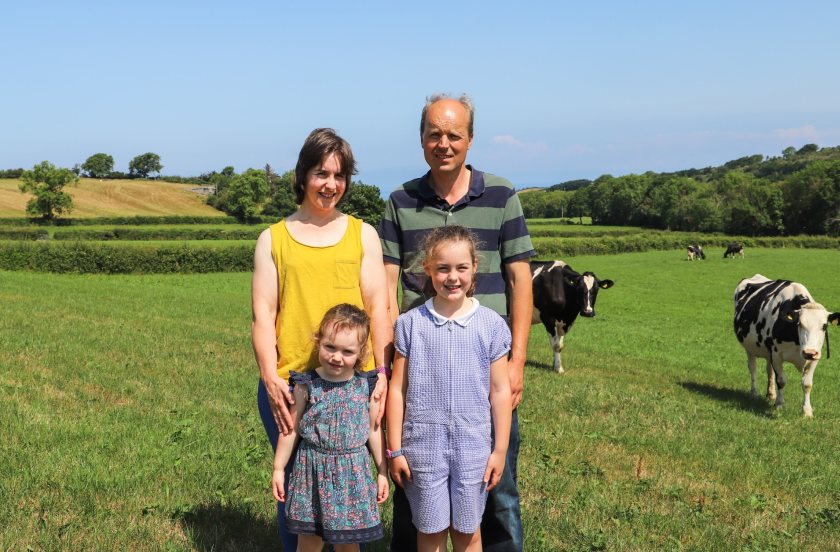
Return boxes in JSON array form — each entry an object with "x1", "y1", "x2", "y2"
[{"x1": 376, "y1": 365, "x2": 392, "y2": 378}]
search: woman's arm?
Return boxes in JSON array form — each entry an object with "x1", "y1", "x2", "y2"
[
  {"x1": 385, "y1": 351, "x2": 411, "y2": 488},
  {"x1": 484, "y1": 354, "x2": 513, "y2": 491},
  {"x1": 271, "y1": 384, "x2": 307, "y2": 501},
  {"x1": 360, "y1": 222, "x2": 394, "y2": 426},
  {"x1": 251, "y1": 228, "x2": 294, "y2": 433}
]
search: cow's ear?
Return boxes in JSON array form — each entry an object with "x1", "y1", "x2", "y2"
[
  {"x1": 829, "y1": 313, "x2": 840, "y2": 326},
  {"x1": 599, "y1": 279, "x2": 614, "y2": 289}
]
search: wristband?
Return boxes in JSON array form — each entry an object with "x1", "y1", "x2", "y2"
[
  {"x1": 386, "y1": 448, "x2": 404, "y2": 459},
  {"x1": 376, "y1": 365, "x2": 392, "y2": 378}
]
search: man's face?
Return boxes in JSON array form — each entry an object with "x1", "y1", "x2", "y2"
[{"x1": 421, "y1": 99, "x2": 473, "y2": 177}]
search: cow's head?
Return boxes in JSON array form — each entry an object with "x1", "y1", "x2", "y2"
[
  {"x1": 782, "y1": 303, "x2": 839, "y2": 361},
  {"x1": 565, "y1": 271, "x2": 614, "y2": 317}
]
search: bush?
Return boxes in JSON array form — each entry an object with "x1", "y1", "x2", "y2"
[
  {"x1": 0, "y1": 242, "x2": 253, "y2": 274},
  {"x1": 0, "y1": 228, "x2": 49, "y2": 240},
  {"x1": 0, "y1": 215, "x2": 277, "y2": 226},
  {"x1": 52, "y1": 227, "x2": 264, "y2": 241}
]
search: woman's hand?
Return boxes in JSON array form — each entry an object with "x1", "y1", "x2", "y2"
[
  {"x1": 271, "y1": 468, "x2": 286, "y2": 502},
  {"x1": 376, "y1": 473, "x2": 390, "y2": 503},
  {"x1": 263, "y1": 375, "x2": 294, "y2": 434},
  {"x1": 483, "y1": 450, "x2": 507, "y2": 492},
  {"x1": 389, "y1": 456, "x2": 412, "y2": 489}
]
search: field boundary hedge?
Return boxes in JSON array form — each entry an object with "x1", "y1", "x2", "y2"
[
  {"x1": 1, "y1": 235, "x2": 837, "y2": 274},
  {"x1": 52, "y1": 227, "x2": 264, "y2": 241},
  {"x1": 0, "y1": 242, "x2": 253, "y2": 274},
  {"x1": 532, "y1": 234, "x2": 840, "y2": 258}
]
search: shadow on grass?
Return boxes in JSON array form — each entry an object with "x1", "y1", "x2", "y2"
[
  {"x1": 177, "y1": 501, "x2": 394, "y2": 552},
  {"x1": 678, "y1": 381, "x2": 774, "y2": 417},
  {"x1": 528, "y1": 359, "x2": 558, "y2": 372},
  {"x1": 177, "y1": 501, "x2": 277, "y2": 552}
]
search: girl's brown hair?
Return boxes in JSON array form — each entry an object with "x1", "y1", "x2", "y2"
[
  {"x1": 314, "y1": 303, "x2": 370, "y2": 370},
  {"x1": 421, "y1": 225, "x2": 479, "y2": 298}
]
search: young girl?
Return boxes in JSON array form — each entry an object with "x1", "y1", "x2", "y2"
[
  {"x1": 386, "y1": 225, "x2": 513, "y2": 552},
  {"x1": 272, "y1": 304, "x2": 389, "y2": 551}
]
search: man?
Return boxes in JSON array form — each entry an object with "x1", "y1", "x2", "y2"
[{"x1": 379, "y1": 94, "x2": 534, "y2": 552}]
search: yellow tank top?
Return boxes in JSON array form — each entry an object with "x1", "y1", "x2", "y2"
[{"x1": 270, "y1": 215, "x2": 374, "y2": 380}]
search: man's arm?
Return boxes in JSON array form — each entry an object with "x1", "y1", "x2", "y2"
[{"x1": 504, "y1": 259, "x2": 533, "y2": 410}]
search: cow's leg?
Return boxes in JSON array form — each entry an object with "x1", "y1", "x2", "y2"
[
  {"x1": 770, "y1": 356, "x2": 786, "y2": 409},
  {"x1": 747, "y1": 354, "x2": 758, "y2": 398},
  {"x1": 551, "y1": 320, "x2": 567, "y2": 374},
  {"x1": 764, "y1": 358, "x2": 776, "y2": 402},
  {"x1": 801, "y1": 363, "x2": 816, "y2": 418}
]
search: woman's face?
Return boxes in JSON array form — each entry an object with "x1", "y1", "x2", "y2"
[{"x1": 303, "y1": 152, "x2": 346, "y2": 212}]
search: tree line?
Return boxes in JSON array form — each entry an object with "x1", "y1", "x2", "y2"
[{"x1": 519, "y1": 144, "x2": 840, "y2": 236}]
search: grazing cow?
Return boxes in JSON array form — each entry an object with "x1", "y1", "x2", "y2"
[
  {"x1": 724, "y1": 243, "x2": 744, "y2": 258},
  {"x1": 733, "y1": 274, "x2": 840, "y2": 417},
  {"x1": 531, "y1": 260, "x2": 614, "y2": 373},
  {"x1": 687, "y1": 244, "x2": 705, "y2": 261}
]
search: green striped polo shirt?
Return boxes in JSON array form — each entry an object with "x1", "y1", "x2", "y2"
[{"x1": 379, "y1": 166, "x2": 535, "y2": 316}]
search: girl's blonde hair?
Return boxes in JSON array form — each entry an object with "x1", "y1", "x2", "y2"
[
  {"x1": 314, "y1": 303, "x2": 371, "y2": 370},
  {"x1": 421, "y1": 225, "x2": 480, "y2": 298}
]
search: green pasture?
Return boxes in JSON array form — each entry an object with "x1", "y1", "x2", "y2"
[{"x1": 3, "y1": 248, "x2": 840, "y2": 550}]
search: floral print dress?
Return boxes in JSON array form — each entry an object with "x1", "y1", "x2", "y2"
[{"x1": 285, "y1": 370, "x2": 383, "y2": 544}]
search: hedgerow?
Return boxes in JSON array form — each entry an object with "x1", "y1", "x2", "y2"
[
  {"x1": 52, "y1": 227, "x2": 264, "y2": 241},
  {"x1": 0, "y1": 242, "x2": 253, "y2": 273}
]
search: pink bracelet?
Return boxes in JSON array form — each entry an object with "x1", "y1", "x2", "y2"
[{"x1": 376, "y1": 365, "x2": 392, "y2": 378}]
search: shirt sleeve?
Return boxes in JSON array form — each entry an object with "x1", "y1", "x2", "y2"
[
  {"x1": 499, "y1": 191, "x2": 535, "y2": 263},
  {"x1": 488, "y1": 314, "x2": 512, "y2": 362},
  {"x1": 394, "y1": 313, "x2": 412, "y2": 357},
  {"x1": 378, "y1": 195, "x2": 402, "y2": 265}
]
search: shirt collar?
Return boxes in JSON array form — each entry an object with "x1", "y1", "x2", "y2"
[
  {"x1": 424, "y1": 297, "x2": 480, "y2": 327},
  {"x1": 417, "y1": 166, "x2": 485, "y2": 207}
]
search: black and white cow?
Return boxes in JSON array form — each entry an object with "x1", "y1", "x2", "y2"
[
  {"x1": 687, "y1": 244, "x2": 705, "y2": 261},
  {"x1": 733, "y1": 274, "x2": 840, "y2": 417},
  {"x1": 531, "y1": 261, "x2": 614, "y2": 373},
  {"x1": 724, "y1": 243, "x2": 744, "y2": 258}
]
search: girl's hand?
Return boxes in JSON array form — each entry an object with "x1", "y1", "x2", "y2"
[
  {"x1": 372, "y1": 373, "x2": 388, "y2": 428},
  {"x1": 271, "y1": 468, "x2": 286, "y2": 502},
  {"x1": 264, "y1": 375, "x2": 294, "y2": 434},
  {"x1": 388, "y1": 456, "x2": 412, "y2": 489},
  {"x1": 483, "y1": 450, "x2": 507, "y2": 492},
  {"x1": 376, "y1": 473, "x2": 390, "y2": 503}
]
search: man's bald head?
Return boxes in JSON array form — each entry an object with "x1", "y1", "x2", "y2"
[{"x1": 420, "y1": 93, "x2": 474, "y2": 138}]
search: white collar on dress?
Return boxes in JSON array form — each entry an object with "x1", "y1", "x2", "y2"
[{"x1": 424, "y1": 297, "x2": 480, "y2": 327}]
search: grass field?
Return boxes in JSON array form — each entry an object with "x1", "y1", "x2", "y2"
[
  {"x1": 0, "y1": 178, "x2": 224, "y2": 218},
  {"x1": 3, "y1": 247, "x2": 840, "y2": 550}
]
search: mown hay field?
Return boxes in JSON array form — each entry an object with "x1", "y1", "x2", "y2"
[
  {"x1": 0, "y1": 178, "x2": 224, "y2": 218},
  {"x1": 3, "y1": 247, "x2": 840, "y2": 550}
]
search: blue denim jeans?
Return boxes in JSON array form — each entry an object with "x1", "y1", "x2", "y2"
[{"x1": 390, "y1": 409, "x2": 523, "y2": 552}]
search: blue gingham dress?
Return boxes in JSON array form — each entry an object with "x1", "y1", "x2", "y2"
[{"x1": 394, "y1": 298, "x2": 511, "y2": 534}]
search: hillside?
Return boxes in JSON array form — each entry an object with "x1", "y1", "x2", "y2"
[{"x1": 0, "y1": 178, "x2": 225, "y2": 218}]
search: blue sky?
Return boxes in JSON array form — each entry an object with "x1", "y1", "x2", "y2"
[{"x1": 3, "y1": 1, "x2": 839, "y2": 192}]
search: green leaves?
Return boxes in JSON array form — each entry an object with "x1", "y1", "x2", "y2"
[{"x1": 19, "y1": 161, "x2": 78, "y2": 221}]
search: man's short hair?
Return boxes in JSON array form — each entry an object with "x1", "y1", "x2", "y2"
[
  {"x1": 420, "y1": 93, "x2": 475, "y2": 138},
  {"x1": 293, "y1": 128, "x2": 357, "y2": 205}
]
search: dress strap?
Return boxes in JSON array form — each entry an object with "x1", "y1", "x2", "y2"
[{"x1": 360, "y1": 370, "x2": 379, "y2": 399}]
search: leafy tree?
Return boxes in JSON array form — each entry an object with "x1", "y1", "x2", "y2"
[
  {"x1": 82, "y1": 153, "x2": 114, "y2": 178},
  {"x1": 342, "y1": 181, "x2": 385, "y2": 227},
  {"x1": 262, "y1": 170, "x2": 297, "y2": 218},
  {"x1": 782, "y1": 146, "x2": 797, "y2": 159},
  {"x1": 128, "y1": 152, "x2": 163, "y2": 178},
  {"x1": 18, "y1": 161, "x2": 78, "y2": 221},
  {"x1": 797, "y1": 143, "x2": 819, "y2": 155},
  {"x1": 220, "y1": 169, "x2": 269, "y2": 222},
  {"x1": 783, "y1": 160, "x2": 840, "y2": 234}
]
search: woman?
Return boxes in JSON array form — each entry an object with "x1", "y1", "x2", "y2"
[{"x1": 251, "y1": 128, "x2": 392, "y2": 549}]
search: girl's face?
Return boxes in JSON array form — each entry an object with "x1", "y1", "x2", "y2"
[
  {"x1": 425, "y1": 239, "x2": 476, "y2": 305},
  {"x1": 317, "y1": 326, "x2": 362, "y2": 381},
  {"x1": 303, "y1": 152, "x2": 346, "y2": 213}
]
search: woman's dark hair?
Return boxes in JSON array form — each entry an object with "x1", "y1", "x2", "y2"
[{"x1": 293, "y1": 128, "x2": 357, "y2": 205}]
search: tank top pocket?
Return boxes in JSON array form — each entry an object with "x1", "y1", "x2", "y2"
[{"x1": 334, "y1": 258, "x2": 360, "y2": 289}]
